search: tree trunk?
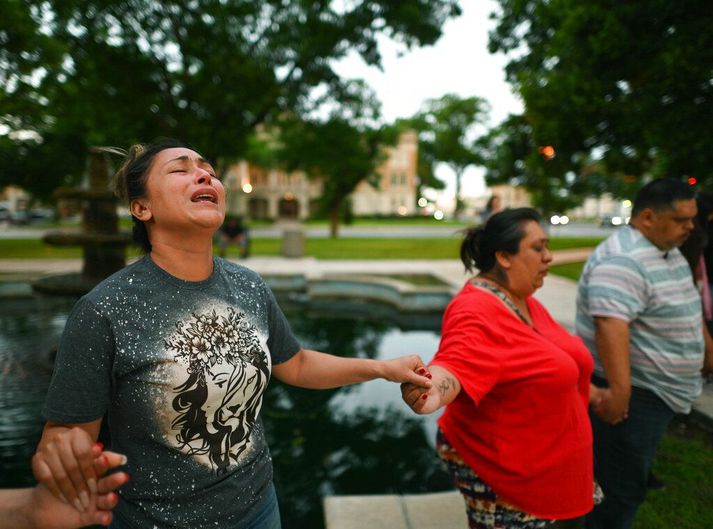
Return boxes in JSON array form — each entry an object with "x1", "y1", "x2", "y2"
[
  {"x1": 329, "y1": 207, "x2": 340, "y2": 238},
  {"x1": 453, "y1": 169, "x2": 464, "y2": 220}
]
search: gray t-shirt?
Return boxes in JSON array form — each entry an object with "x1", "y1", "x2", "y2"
[{"x1": 43, "y1": 256, "x2": 301, "y2": 528}]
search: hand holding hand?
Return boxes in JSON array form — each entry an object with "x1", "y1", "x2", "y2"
[
  {"x1": 400, "y1": 381, "x2": 442, "y2": 415},
  {"x1": 592, "y1": 387, "x2": 629, "y2": 425},
  {"x1": 380, "y1": 355, "x2": 433, "y2": 389},
  {"x1": 32, "y1": 427, "x2": 102, "y2": 512},
  {"x1": 589, "y1": 384, "x2": 606, "y2": 408},
  {"x1": 29, "y1": 451, "x2": 128, "y2": 529}
]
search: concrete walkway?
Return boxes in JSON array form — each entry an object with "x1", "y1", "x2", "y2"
[{"x1": 2, "y1": 251, "x2": 712, "y2": 529}]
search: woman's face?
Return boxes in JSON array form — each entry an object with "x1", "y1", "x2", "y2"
[
  {"x1": 202, "y1": 360, "x2": 240, "y2": 435},
  {"x1": 137, "y1": 147, "x2": 226, "y2": 234},
  {"x1": 501, "y1": 220, "x2": 552, "y2": 297}
]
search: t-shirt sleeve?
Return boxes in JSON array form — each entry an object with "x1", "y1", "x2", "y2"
[
  {"x1": 263, "y1": 283, "x2": 301, "y2": 364},
  {"x1": 42, "y1": 297, "x2": 114, "y2": 423},
  {"x1": 587, "y1": 255, "x2": 648, "y2": 322},
  {"x1": 430, "y1": 296, "x2": 503, "y2": 404}
]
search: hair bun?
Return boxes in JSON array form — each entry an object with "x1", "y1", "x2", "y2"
[{"x1": 460, "y1": 226, "x2": 486, "y2": 273}]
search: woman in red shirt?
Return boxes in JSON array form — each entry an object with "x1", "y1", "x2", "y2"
[{"x1": 402, "y1": 208, "x2": 603, "y2": 529}]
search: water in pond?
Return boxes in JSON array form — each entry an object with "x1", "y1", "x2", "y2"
[{"x1": 0, "y1": 291, "x2": 452, "y2": 529}]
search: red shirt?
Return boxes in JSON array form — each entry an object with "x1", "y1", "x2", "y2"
[{"x1": 432, "y1": 282, "x2": 593, "y2": 519}]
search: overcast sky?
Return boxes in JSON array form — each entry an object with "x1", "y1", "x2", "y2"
[{"x1": 333, "y1": 0, "x2": 523, "y2": 201}]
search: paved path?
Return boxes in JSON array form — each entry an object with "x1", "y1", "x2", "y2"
[{"x1": 0, "y1": 222, "x2": 615, "y2": 239}]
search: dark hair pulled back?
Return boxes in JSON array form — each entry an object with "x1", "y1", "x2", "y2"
[
  {"x1": 460, "y1": 207, "x2": 543, "y2": 273},
  {"x1": 111, "y1": 138, "x2": 189, "y2": 253}
]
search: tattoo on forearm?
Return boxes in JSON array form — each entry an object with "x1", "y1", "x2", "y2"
[{"x1": 438, "y1": 377, "x2": 456, "y2": 397}]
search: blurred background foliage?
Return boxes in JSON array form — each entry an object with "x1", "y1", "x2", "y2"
[{"x1": 1, "y1": 0, "x2": 712, "y2": 217}]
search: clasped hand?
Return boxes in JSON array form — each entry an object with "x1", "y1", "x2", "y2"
[
  {"x1": 32, "y1": 427, "x2": 129, "y2": 524},
  {"x1": 591, "y1": 387, "x2": 629, "y2": 425}
]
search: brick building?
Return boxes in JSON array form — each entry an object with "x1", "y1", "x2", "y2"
[{"x1": 223, "y1": 131, "x2": 418, "y2": 220}]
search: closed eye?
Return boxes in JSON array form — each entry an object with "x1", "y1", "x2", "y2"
[{"x1": 212, "y1": 372, "x2": 230, "y2": 386}]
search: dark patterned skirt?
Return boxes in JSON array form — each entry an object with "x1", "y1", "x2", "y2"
[{"x1": 436, "y1": 428, "x2": 561, "y2": 529}]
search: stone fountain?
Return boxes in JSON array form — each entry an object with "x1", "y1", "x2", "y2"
[{"x1": 33, "y1": 148, "x2": 132, "y2": 296}]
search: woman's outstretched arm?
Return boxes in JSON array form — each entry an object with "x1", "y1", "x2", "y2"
[{"x1": 271, "y1": 348, "x2": 433, "y2": 389}]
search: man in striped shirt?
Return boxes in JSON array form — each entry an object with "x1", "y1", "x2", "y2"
[{"x1": 576, "y1": 178, "x2": 713, "y2": 529}]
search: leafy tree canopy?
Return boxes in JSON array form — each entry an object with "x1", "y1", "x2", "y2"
[
  {"x1": 410, "y1": 94, "x2": 489, "y2": 217},
  {"x1": 269, "y1": 80, "x2": 384, "y2": 237},
  {"x1": 481, "y1": 113, "x2": 602, "y2": 214},
  {"x1": 0, "y1": 0, "x2": 461, "y2": 200},
  {"x1": 489, "y1": 0, "x2": 713, "y2": 196}
]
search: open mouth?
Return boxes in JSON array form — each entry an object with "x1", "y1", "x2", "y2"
[{"x1": 191, "y1": 191, "x2": 218, "y2": 203}]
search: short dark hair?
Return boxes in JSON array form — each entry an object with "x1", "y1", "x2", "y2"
[
  {"x1": 631, "y1": 178, "x2": 696, "y2": 217},
  {"x1": 111, "y1": 138, "x2": 193, "y2": 253},
  {"x1": 460, "y1": 208, "x2": 543, "y2": 273}
]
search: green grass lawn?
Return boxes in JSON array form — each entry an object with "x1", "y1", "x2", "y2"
[
  {"x1": 549, "y1": 261, "x2": 586, "y2": 281},
  {"x1": 634, "y1": 420, "x2": 713, "y2": 529},
  {"x1": 0, "y1": 239, "x2": 86, "y2": 259},
  {"x1": 303, "y1": 217, "x2": 470, "y2": 227},
  {"x1": 0, "y1": 236, "x2": 602, "y2": 260}
]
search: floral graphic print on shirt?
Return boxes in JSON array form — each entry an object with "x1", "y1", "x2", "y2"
[{"x1": 165, "y1": 307, "x2": 271, "y2": 474}]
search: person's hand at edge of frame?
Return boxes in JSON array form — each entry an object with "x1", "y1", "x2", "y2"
[
  {"x1": 25, "y1": 450, "x2": 129, "y2": 529},
  {"x1": 32, "y1": 426, "x2": 103, "y2": 513}
]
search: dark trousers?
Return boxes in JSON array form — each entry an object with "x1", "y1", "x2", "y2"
[{"x1": 585, "y1": 378, "x2": 675, "y2": 529}]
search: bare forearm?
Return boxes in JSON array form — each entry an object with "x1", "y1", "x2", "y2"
[
  {"x1": 429, "y1": 365, "x2": 461, "y2": 407},
  {"x1": 272, "y1": 348, "x2": 431, "y2": 389},
  {"x1": 0, "y1": 489, "x2": 33, "y2": 529},
  {"x1": 274, "y1": 349, "x2": 385, "y2": 388},
  {"x1": 594, "y1": 317, "x2": 631, "y2": 393},
  {"x1": 703, "y1": 318, "x2": 713, "y2": 376}
]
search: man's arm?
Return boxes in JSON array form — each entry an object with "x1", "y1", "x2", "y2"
[
  {"x1": 702, "y1": 318, "x2": 713, "y2": 377},
  {"x1": 593, "y1": 316, "x2": 631, "y2": 424}
]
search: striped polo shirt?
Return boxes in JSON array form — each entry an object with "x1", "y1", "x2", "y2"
[{"x1": 575, "y1": 225, "x2": 703, "y2": 413}]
